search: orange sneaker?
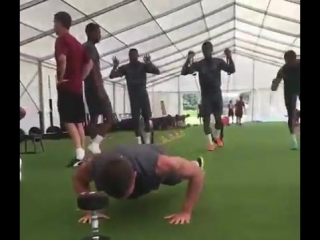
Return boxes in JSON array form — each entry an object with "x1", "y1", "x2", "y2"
[
  {"x1": 208, "y1": 143, "x2": 215, "y2": 151},
  {"x1": 216, "y1": 138, "x2": 224, "y2": 147}
]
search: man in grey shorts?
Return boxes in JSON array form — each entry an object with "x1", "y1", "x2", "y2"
[{"x1": 73, "y1": 144, "x2": 205, "y2": 225}]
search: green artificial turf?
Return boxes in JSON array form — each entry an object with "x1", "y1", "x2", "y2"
[{"x1": 20, "y1": 123, "x2": 300, "y2": 240}]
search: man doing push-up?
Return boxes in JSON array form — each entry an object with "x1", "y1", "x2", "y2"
[{"x1": 73, "y1": 144, "x2": 205, "y2": 225}]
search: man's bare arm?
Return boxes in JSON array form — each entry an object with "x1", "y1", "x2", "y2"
[
  {"x1": 158, "y1": 156, "x2": 205, "y2": 213},
  {"x1": 271, "y1": 66, "x2": 284, "y2": 90},
  {"x1": 82, "y1": 60, "x2": 93, "y2": 80},
  {"x1": 73, "y1": 160, "x2": 92, "y2": 195},
  {"x1": 181, "y1": 61, "x2": 198, "y2": 76},
  {"x1": 109, "y1": 66, "x2": 125, "y2": 79},
  {"x1": 56, "y1": 54, "x2": 67, "y2": 81}
]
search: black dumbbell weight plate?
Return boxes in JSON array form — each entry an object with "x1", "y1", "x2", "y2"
[{"x1": 77, "y1": 192, "x2": 109, "y2": 211}]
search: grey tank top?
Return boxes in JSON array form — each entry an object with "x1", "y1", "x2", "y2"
[{"x1": 91, "y1": 144, "x2": 164, "y2": 199}]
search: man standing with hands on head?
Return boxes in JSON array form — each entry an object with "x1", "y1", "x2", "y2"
[
  {"x1": 109, "y1": 49, "x2": 160, "y2": 144},
  {"x1": 181, "y1": 42, "x2": 235, "y2": 151},
  {"x1": 54, "y1": 12, "x2": 93, "y2": 167}
]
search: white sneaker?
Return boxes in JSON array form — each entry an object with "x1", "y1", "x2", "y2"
[{"x1": 88, "y1": 143, "x2": 101, "y2": 154}]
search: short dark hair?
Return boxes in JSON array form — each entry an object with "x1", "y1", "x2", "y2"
[
  {"x1": 202, "y1": 41, "x2": 213, "y2": 48},
  {"x1": 85, "y1": 23, "x2": 100, "y2": 35},
  {"x1": 97, "y1": 155, "x2": 135, "y2": 198},
  {"x1": 54, "y1": 12, "x2": 72, "y2": 29},
  {"x1": 129, "y1": 48, "x2": 138, "y2": 54},
  {"x1": 284, "y1": 50, "x2": 296, "y2": 60}
]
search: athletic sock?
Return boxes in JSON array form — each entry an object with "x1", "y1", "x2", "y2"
[
  {"x1": 145, "y1": 132, "x2": 151, "y2": 144},
  {"x1": 291, "y1": 134, "x2": 298, "y2": 148},
  {"x1": 75, "y1": 148, "x2": 85, "y2": 160},
  {"x1": 136, "y1": 136, "x2": 142, "y2": 144},
  {"x1": 93, "y1": 135, "x2": 104, "y2": 144},
  {"x1": 214, "y1": 129, "x2": 221, "y2": 139},
  {"x1": 207, "y1": 134, "x2": 213, "y2": 144}
]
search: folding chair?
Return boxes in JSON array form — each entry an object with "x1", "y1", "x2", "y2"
[{"x1": 24, "y1": 127, "x2": 44, "y2": 153}]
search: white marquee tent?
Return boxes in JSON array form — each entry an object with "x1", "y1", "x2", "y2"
[{"x1": 20, "y1": 0, "x2": 300, "y2": 131}]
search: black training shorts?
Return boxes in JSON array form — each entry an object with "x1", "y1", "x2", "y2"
[
  {"x1": 284, "y1": 90, "x2": 300, "y2": 117},
  {"x1": 201, "y1": 96, "x2": 223, "y2": 117},
  {"x1": 130, "y1": 93, "x2": 151, "y2": 120},
  {"x1": 85, "y1": 89, "x2": 113, "y2": 118},
  {"x1": 57, "y1": 89, "x2": 85, "y2": 123},
  {"x1": 228, "y1": 109, "x2": 234, "y2": 117}
]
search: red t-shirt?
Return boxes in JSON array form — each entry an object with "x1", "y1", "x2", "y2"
[
  {"x1": 235, "y1": 100, "x2": 245, "y2": 112},
  {"x1": 55, "y1": 33, "x2": 90, "y2": 94}
]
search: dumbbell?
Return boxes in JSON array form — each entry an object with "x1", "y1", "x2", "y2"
[{"x1": 77, "y1": 192, "x2": 110, "y2": 240}]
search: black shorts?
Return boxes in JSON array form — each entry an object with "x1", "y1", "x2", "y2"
[
  {"x1": 57, "y1": 89, "x2": 85, "y2": 124},
  {"x1": 284, "y1": 90, "x2": 300, "y2": 115},
  {"x1": 85, "y1": 88, "x2": 113, "y2": 118},
  {"x1": 228, "y1": 109, "x2": 234, "y2": 117},
  {"x1": 235, "y1": 111, "x2": 243, "y2": 118},
  {"x1": 130, "y1": 94, "x2": 151, "y2": 120},
  {"x1": 201, "y1": 96, "x2": 223, "y2": 117}
]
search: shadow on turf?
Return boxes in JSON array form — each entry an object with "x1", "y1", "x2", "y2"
[{"x1": 106, "y1": 188, "x2": 181, "y2": 224}]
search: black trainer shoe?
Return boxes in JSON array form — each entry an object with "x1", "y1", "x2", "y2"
[
  {"x1": 196, "y1": 157, "x2": 204, "y2": 170},
  {"x1": 66, "y1": 158, "x2": 83, "y2": 168}
]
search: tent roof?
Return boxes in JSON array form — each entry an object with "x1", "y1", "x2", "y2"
[{"x1": 20, "y1": 0, "x2": 300, "y2": 87}]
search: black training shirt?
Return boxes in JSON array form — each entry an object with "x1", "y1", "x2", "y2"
[
  {"x1": 83, "y1": 41, "x2": 100, "y2": 90},
  {"x1": 181, "y1": 58, "x2": 235, "y2": 97},
  {"x1": 110, "y1": 61, "x2": 159, "y2": 96},
  {"x1": 277, "y1": 61, "x2": 300, "y2": 93}
]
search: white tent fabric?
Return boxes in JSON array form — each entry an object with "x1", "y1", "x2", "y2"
[{"x1": 20, "y1": 0, "x2": 300, "y2": 130}]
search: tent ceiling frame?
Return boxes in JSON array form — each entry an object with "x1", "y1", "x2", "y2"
[
  {"x1": 235, "y1": 51, "x2": 283, "y2": 67},
  {"x1": 236, "y1": 29, "x2": 299, "y2": 49},
  {"x1": 20, "y1": 0, "x2": 201, "y2": 47},
  {"x1": 20, "y1": 0, "x2": 137, "y2": 46},
  {"x1": 284, "y1": 0, "x2": 300, "y2": 5},
  {"x1": 199, "y1": 0, "x2": 211, "y2": 40},
  {"x1": 236, "y1": 18, "x2": 298, "y2": 38},
  {"x1": 20, "y1": 0, "x2": 47, "y2": 11},
  {"x1": 236, "y1": 2, "x2": 299, "y2": 24},
  {"x1": 21, "y1": 1, "x2": 299, "y2": 62},
  {"x1": 21, "y1": 0, "x2": 299, "y2": 47},
  {"x1": 39, "y1": 15, "x2": 299, "y2": 63},
  {"x1": 236, "y1": 46, "x2": 283, "y2": 60},
  {"x1": 236, "y1": 38, "x2": 288, "y2": 54},
  {"x1": 20, "y1": 52, "x2": 39, "y2": 62},
  {"x1": 139, "y1": 0, "x2": 186, "y2": 61},
  {"x1": 40, "y1": 1, "x2": 231, "y2": 61}
]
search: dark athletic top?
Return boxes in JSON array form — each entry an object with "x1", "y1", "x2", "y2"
[
  {"x1": 277, "y1": 61, "x2": 300, "y2": 94},
  {"x1": 82, "y1": 41, "x2": 100, "y2": 92},
  {"x1": 90, "y1": 144, "x2": 164, "y2": 199},
  {"x1": 181, "y1": 57, "x2": 235, "y2": 98},
  {"x1": 112, "y1": 62, "x2": 159, "y2": 99}
]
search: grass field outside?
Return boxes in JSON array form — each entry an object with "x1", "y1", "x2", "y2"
[
  {"x1": 183, "y1": 109, "x2": 199, "y2": 125},
  {"x1": 20, "y1": 123, "x2": 300, "y2": 240}
]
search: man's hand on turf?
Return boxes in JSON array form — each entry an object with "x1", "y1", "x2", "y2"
[
  {"x1": 78, "y1": 212, "x2": 109, "y2": 224},
  {"x1": 165, "y1": 211, "x2": 191, "y2": 225}
]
